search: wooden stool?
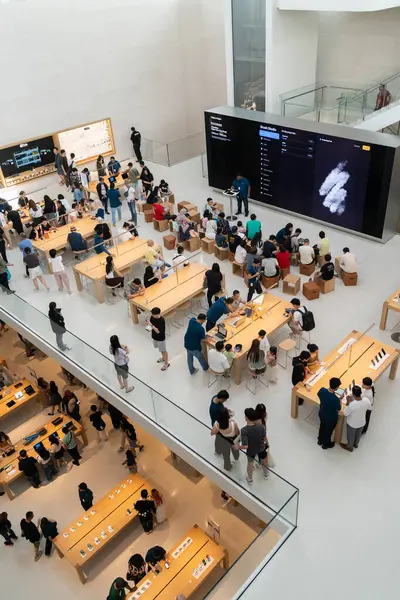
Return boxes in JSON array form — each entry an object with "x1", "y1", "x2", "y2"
[
  {"x1": 316, "y1": 277, "x2": 335, "y2": 294},
  {"x1": 228, "y1": 251, "x2": 235, "y2": 262},
  {"x1": 278, "y1": 338, "x2": 297, "y2": 368},
  {"x1": 177, "y1": 201, "x2": 192, "y2": 212},
  {"x1": 153, "y1": 219, "x2": 169, "y2": 232},
  {"x1": 299, "y1": 262, "x2": 315, "y2": 276},
  {"x1": 168, "y1": 193, "x2": 175, "y2": 205},
  {"x1": 302, "y1": 281, "x2": 320, "y2": 301},
  {"x1": 343, "y1": 272, "x2": 358, "y2": 286},
  {"x1": 163, "y1": 234, "x2": 176, "y2": 250},
  {"x1": 280, "y1": 266, "x2": 290, "y2": 279},
  {"x1": 334, "y1": 257, "x2": 342, "y2": 279},
  {"x1": 201, "y1": 238, "x2": 215, "y2": 254},
  {"x1": 282, "y1": 274, "x2": 300, "y2": 295},
  {"x1": 188, "y1": 208, "x2": 200, "y2": 223},
  {"x1": 144, "y1": 210, "x2": 153, "y2": 223},
  {"x1": 261, "y1": 274, "x2": 280, "y2": 290},
  {"x1": 290, "y1": 252, "x2": 300, "y2": 266},
  {"x1": 183, "y1": 237, "x2": 201, "y2": 252},
  {"x1": 232, "y1": 262, "x2": 244, "y2": 277},
  {"x1": 214, "y1": 245, "x2": 229, "y2": 261}
]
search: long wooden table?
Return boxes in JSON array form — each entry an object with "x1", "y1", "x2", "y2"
[
  {"x1": 54, "y1": 473, "x2": 150, "y2": 583},
  {"x1": 128, "y1": 525, "x2": 228, "y2": 600},
  {"x1": 380, "y1": 286, "x2": 400, "y2": 330},
  {"x1": 73, "y1": 237, "x2": 149, "y2": 303},
  {"x1": 0, "y1": 378, "x2": 42, "y2": 423},
  {"x1": 0, "y1": 415, "x2": 87, "y2": 500},
  {"x1": 87, "y1": 172, "x2": 127, "y2": 195},
  {"x1": 32, "y1": 216, "x2": 101, "y2": 272},
  {"x1": 130, "y1": 262, "x2": 208, "y2": 324},
  {"x1": 205, "y1": 292, "x2": 291, "y2": 384},
  {"x1": 291, "y1": 330, "x2": 400, "y2": 443}
]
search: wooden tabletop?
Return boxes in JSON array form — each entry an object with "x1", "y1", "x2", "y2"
[
  {"x1": 31, "y1": 216, "x2": 100, "y2": 254},
  {"x1": 0, "y1": 415, "x2": 82, "y2": 486},
  {"x1": 54, "y1": 474, "x2": 149, "y2": 567},
  {"x1": 131, "y1": 263, "x2": 208, "y2": 314},
  {"x1": 127, "y1": 525, "x2": 226, "y2": 600},
  {"x1": 87, "y1": 173, "x2": 127, "y2": 194},
  {"x1": 205, "y1": 293, "x2": 291, "y2": 358},
  {"x1": 73, "y1": 237, "x2": 148, "y2": 281},
  {"x1": 0, "y1": 378, "x2": 40, "y2": 421},
  {"x1": 380, "y1": 286, "x2": 400, "y2": 329}
]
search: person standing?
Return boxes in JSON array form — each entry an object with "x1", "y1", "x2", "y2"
[
  {"x1": 53, "y1": 147, "x2": 64, "y2": 185},
  {"x1": 48, "y1": 302, "x2": 70, "y2": 351},
  {"x1": 130, "y1": 127, "x2": 142, "y2": 162},
  {"x1": 236, "y1": 407, "x2": 269, "y2": 485},
  {"x1": 151, "y1": 489, "x2": 167, "y2": 524},
  {"x1": 89, "y1": 404, "x2": 108, "y2": 442},
  {"x1": 184, "y1": 313, "x2": 209, "y2": 375},
  {"x1": 140, "y1": 161, "x2": 154, "y2": 193},
  {"x1": 246, "y1": 257, "x2": 262, "y2": 302},
  {"x1": 107, "y1": 577, "x2": 134, "y2": 600},
  {"x1": 0, "y1": 255, "x2": 14, "y2": 294},
  {"x1": 20, "y1": 511, "x2": 42, "y2": 561},
  {"x1": 206, "y1": 296, "x2": 236, "y2": 332},
  {"x1": 108, "y1": 183, "x2": 122, "y2": 226},
  {"x1": 147, "y1": 307, "x2": 170, "y2": 371},
  {"x1": 209, "y1": 390, "x2": 230, "y2": 425},
  {"x1": 341, "y1": 386, "x2": 371, "y2": 452},
  {"x1": 124, "y1": 180, "x2": 137, "y2": 225},
  {"x1": 126, "y1": 554, "x2": 147, "y2": 585},
  {"x1": 96, "y1": 177, "x2": 110, "y2": 214},
  {"x1": 107, "y1": 400, "x2": 123, "y2": 430},
  {"x1": 134, "y1": 489, "x2": 156, "y2": 534},
  {"x1": 49, "y1": 434, "x2": 66, "y2": 469},
  {"x1": 60, "y1": 150, "x2": 69, "y2": 187},
  {"x1": 211, "y1": 406, "x2": 240, "y2": 471},
  {"x1": 78, "y1": 482, "x2": 94, "y2": 510},
  {"x1": 0, "y1": 232, "x2": 10, "y2": 263},
  {"x1": 36, "y1": 445, "x2": 58, "y2": 481},
  {"x1": 24, "y1": 247, "x2": 49, "y2": 291},
  {"x1": 49, "y1": 249, "x2": 71, "y2": 293},
  {"x1": 39, "y1": 517, "x2": 58, "y2": 556},
  {"x1": 6, "y1": 204, "x2": 24, "y2": 235},
  {"x1": 62, "y1": 425, "x2": 82, "y2": 466},
  {"x1": 375, "y1": 83, "x2": 391, "y2": 110},
  {"x1": 109, "y1": 335, "x2": 134, "y2": 393},
  {"x1": 362, "y1": 377, "x2": 375, "y2": 434},
  {"x1": 231, "y1": 172, "x2": 250, "y2": 217},
  {"x1": 19, "y1": 233, "x2": 33, "y2": 277},
  {"x1": 96, "y1": 155, "x2": 106, "y2": 177},
  {"x1": 107, "y1": 156, "x2": 121, "y2": 175},
  {"x1": 317, "y1": 377, "x2": 342, "y2": 449},
  {"x1": 0, "y1": 512, "x2": 18, "y2": 546},
  {"x1": 204, "y1": 263, "x2": 224, "y2": 308},
  {"x1": 18, "y1": 450, "x2": 41, "y2": 488}
]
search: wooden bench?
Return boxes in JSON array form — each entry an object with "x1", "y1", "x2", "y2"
[{"x1": 201, "y1": 237, "x2": 215, "y2": 254}]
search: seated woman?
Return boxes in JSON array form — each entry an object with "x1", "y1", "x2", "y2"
[
  {"x1": 215, "y1": 227, "x2": 227, "y2": 248},
  {"x1": 43, "y1": 195, "x2": 57, "y2": 225},
  {"x1": 204, "y1": 212, "x2": 217, "y2": 240},
  {"x1": 57, "y1": 200, "x2": 68, "y2": 225},
  {"x1": 105, "y1": 256, "x2": 124, "y2": 294},
  {"x1": 307, "y1": 343, "x2": 319, "y2": 366},
  {"x1": 143, "y1": 265, "x2": 159, "y2": 288},
  {"x1": 145, "y1": 186, "x2": 160, "y2": 205},
  {"x1": 247, "y1": 339, "x2": 266, "y2": 379},
  {"x1": 153, "y1": 199, "x2": 166, "y2": 221},
  {"x1": 262, "y1": 250, "x2": 280, "y2": 278},
  {"x1": 275, "y1": 244, "x2": 290, "y2": 272},
  {"x1": 176, "y1": 210, "x2": 198, "y2": 242},
  {"x1": 234, "y1": 238, "x2": 247, "y2": 265}
]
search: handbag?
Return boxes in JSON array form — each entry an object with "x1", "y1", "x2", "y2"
[{"x1": 5, "y1": 267, "x2": 11, "y2": 281}]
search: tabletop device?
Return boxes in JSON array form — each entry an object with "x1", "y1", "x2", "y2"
[
  {"x1": 121, "y1": 172, "x2": 128, "y2": 180},
  {"x1": 64, "y1": 420, "x2": 77, "y2": 431},
  {"x1": 242, "y1": 307, "x2": 252, "y2": 317},
  {"x1": 14, "y1": 382, "x2": 23, "y2": 389},
  {"x1": 5, "y1": 448, "x2": 15, "y2": 457},
  {"x1": 382, "y1": 348, "x2": 387, "y2": 355},
  {"x1": 108, "y1": 176, "x2": 116, "y2": 184},
  {"x1": 37, "y1": 428, "x2": 47, "y2": 437},
  {"x1": 51, "y1": 416, "x2": 63, "y2": 426},
  {"x1": 34, "y1": 441, "x2": 44, "y2": 452},
  {"x1": 14, "y1": 391, "x2": 23, "y2": 400},
  {"x1": 24, "y1": 385, "x2": 35, "y2": 395},
  {"x1": 215, "y1": 324, "x2": 227, "y2": 340},
  {"x1": 230, "y1": 316, "x2": 246, "y2": 328},
  {"x1": 6, "y1": 400, "x2": 15, "y2": 408}
]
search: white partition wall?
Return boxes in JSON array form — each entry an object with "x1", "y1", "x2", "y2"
[{"x1": 278, "y1": 0, "x2": 400, "y2": 10}]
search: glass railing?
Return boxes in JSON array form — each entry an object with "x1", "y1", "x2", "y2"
[
  {"x1": 338, "y1": 72, "x2": 400, "y2": 125},
  {"x1": 141, "y1": 133, "x2": 205, "y2": 167}
]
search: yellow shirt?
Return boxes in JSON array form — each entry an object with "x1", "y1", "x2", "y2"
[
  {"x1": 145, "y1": 247, "x2": 158, "y2": 265},
  {"x1": 319, "y1": 237, "x2": 330, "y2": 256}
]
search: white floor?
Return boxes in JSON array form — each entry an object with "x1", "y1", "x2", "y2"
[{"x1": 2, "y1": 155, "x2": 400, "y2": 599}]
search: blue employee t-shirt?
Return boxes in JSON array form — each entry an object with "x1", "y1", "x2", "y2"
[
  {"x1": 209, "y1": 396, "x2": 224, "y2": 425},
  {"x1": 19, "y1": 238, "x2": 33, "y2": 256},
  {"x1": 207, "y1": 297, "x2": 229, "y2": 323},
  {"x1": 317, "y1": 387, "x2": 341, "y2": 421},
  {"x1": 232, "y1": 177, "x2": 250, "y2": 199},
  {"x1": 184, "y1": 318, "x2": 206, "y2": 351},
  {"x1": 247, "y1": 265, "x2": 260, "y2": 284}
]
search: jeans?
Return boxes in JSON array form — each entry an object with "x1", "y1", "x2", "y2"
[
  {"x1": 111, "y1": 205, "x2": 121, "y2": 225},
  {"x1": 55, "y1": 332, "x2": 68, "y2": 351},
  {"x1": 101, "y1": 196, "x2": 108, "y2": 213},
  {"x1": 186, "y1": 349, "x2": 209, "y2": 374},
  {"x1": 26, "y1": 470, "x2": 41, "y2": 488},
  {"x1": 45, "y1": 537, "x2": 53, "y2": 556},
  {"x1": 247, "y1": 280, "x2": 262, "y2": 302},
  {"x1": 318, "y1": 417, "x2": 338, "y2": 447},
  {"x1": 67, "y1": 445, "x2": 81, "y2": 465},
  {"x1": 42, "y1": 461, "x2": 57, "y2": 481},
  {"x1": 128, "y1": 202, "x2": 137, "y2": 224},
  {"x1": 237, "y1": 197, "x2": 249, "y2": 215}
]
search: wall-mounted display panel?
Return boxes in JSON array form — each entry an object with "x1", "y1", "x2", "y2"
[{"x1": 56, "y1": 119, "x2": 115, "y2": 165}]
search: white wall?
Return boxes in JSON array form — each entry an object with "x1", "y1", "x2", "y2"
[
  {"x1": 278, "y1": 0, "x2": 400, "y2": 10},
  {"x1": 317, "y1": 9, "x2": 400, "y2": 87},
  {"x1": 0, "y1": 0, "x2": 226, "y2": 159}
]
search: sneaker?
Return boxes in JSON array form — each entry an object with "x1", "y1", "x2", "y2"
[
  {"x1": 317, "y1": 441, "x2": 322, "y2": 446},
  {"x1": 157, "y1": 358, "x2": 164, "y2": 363},
  {"x1": 263, "y1": 471, "x2": 269, "y2": 479},
  {"x1": 161, "y1": 362, "x2": 170, "y2": 371},
  {"x1": 35, "y1": 551, "x2": 43, "y2": 561},
  {"x1": 246, "y1": 477, "x2": 253, "y2": 485},
  {"x1": 125, "y1": 386, "x2": 134, "y2": 393},
  {"x1": 235, "y1": 211, "x2": 242, "y2": 216},
  {"x1": 120, "y1": 384, "x2": 124, "y2": 389}
]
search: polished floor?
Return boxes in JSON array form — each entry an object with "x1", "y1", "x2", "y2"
[{"x1": 1, "y1": 155, "x2": 400, "y2": 600}]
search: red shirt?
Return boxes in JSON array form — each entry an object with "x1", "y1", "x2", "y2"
[
  {"x1": 276, "y1": 250, "x2": 290, "y2": 269},
  {"x1": 153, "y1": 203, "x2": 165, "y2": 221}
]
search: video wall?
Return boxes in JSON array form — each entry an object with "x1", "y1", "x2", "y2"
[
  {"x1": 205, "y1": 109, "x2": 397, "y2": 238},
  {"x1": 0, "y1": 136, "x2": 55, "y2": 178}
]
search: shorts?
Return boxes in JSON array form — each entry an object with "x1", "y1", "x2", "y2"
[
  {"x1": 29, "y1": 265, "x2": 43, "y2": 279},
  {"x1": 153, "y1": 259, "x2": 164, "y2": 269},
  {"x1": 115, "y1": 363, "x2": 129, "y2": 379},
  {"x1": 247, "y1": 448, "x2": 268, "y2": 462},
  {"x1": 33, "y1": 540, "x2": 41, "y2": 549},
  {"x1": 153, "y1": 339, "x2": 167, "y2": 353}
]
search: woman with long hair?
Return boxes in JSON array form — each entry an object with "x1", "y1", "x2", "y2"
[
  {"x1": 105, "y1": 256, "x2": 124, "y2": 294},
  {"x1": 49, "y1": 434, "x2": 66, "y2": 469},
  {"x1": 48, "y1": 381, "x2": 62, "y2": 416},
  {"x1": 63, "y1": 389, "x2": 81, "y2": 422},
  {"x1": 143, "y1": 265, "x2": 159, "y2": 288},
  {"x1": 43, "y1": 195, "x2": 57, "y2": 225},
  {"x1": 96, "y1": 154, "x2": 106, "y2": 176},
  {"x1": 151, "y1": 488, "x2": 167, "y2": 524},
  {"x1": 39, "y1": 517, "x2": 59, "y2": 556},
  {"x1": 28, "y1": 199, "x2": 43, "y2": 226},
  {"x1": 211, "y1": 406, "x2": 240, "y2": 471},
  {"x1": 109, "y1": 335, "x2": 134, "y2": 393},
  {"x1": 204, "y1": 262, "x2": 223, "y2": 308},
  {"x1": 36, "y1": 445, "x2": 58, "y2": 481},
  {"x1": 247, "y1": 339, "x2": 266, "y2": 378}
]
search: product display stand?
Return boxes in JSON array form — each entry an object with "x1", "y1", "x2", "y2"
[{"x1": 223, "y1": 189, "x2": 238, "y2": 222}]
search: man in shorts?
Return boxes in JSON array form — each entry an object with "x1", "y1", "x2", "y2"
[
  {"x1": 236, "y1": 407, "x2": 269, "y2": 485},
  {"x1": 147, "y1": 307, "x2": 170, "y2": 371},
  {"x1": 20, "y1": 511, "x2": 42, "y2": 561}
]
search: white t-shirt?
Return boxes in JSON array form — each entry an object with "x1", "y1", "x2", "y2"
[
  {"x1": 110, "y1": 346, "x2": 128, "y2": 366},
  {"x1": 292, "y1": 306, "x2": 306, "y2": 328},
  {"x1": 205, "y1": 220, "x2": 217, "y2": 239},
  {"x1": 259, "y1": 336, "x2": 270, "y2": 353},
  {"x1": 29, "y1": 207, "x2": 43, "y2": 218},
  {"x1": 126, "y1": 186, "x2": 135, "y2": 203},
  {"x1": 172, "y1": 254, "x2": 188, "y2": 270},
  {"x1": 208, "y1": 349, "x2": 230, "y2": 373},
  {"x1": 344, "y1": 397, "x2": 371, "y2": 428},
  {"x1": 49, "y1": 255, "x2": 65, "y2": 273},
  {"x1": 340, "y1": 252, "x2": 357, "y2": 273},
  {"x1": 118, "y1": 228, "x2": 132, "y2": 243},
  {"x1": 234, "y1": 246, "x2": 247, "y2": 265},
  {"x1": 262, "y1": 256, "x2": 278, "y2": 276},
  {"x1": 299, "y1": 245, "x2": 314, "y2": 265},
  {"x1": 361, "y1": 387, "x2": 374, "y2": 409}
]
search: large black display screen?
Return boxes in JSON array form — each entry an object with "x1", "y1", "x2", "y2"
[
  {"x1": 0, "y1": 136, "x2": 55, "y2": 178},
  {"x1": 205, "y1": 111, "x2": 395, "y2": 237}
]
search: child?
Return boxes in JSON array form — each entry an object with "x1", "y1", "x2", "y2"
[
  {"x1": 48, "y1": 249, "x2": 71, "y2": 293},
  {"x1": 362, "y1": 376, "x2": 375, "y2": 434},
  {"x1": 89, "y1": 404, "x2": 108, "y2": 442},
  {"x1": 122, "y1": 449, "x2": 137, "y2": 474},
  {"x1": 78, "y1": 483, "x2": 94, "y2": 511},
  {"x1": 128, "y1": 278, "x2": 145, "y2": 299},
  {"x1": 237, "y1": 220, "x2": 246, "y2": 236},
  {"x1": 258, "y1": 329, "x2": 270, "y2": 353},
  {"x1": 73, "y1": 184, "x2": 84, "y2": 206},
  {"x1": 266, "y1": 346, "x2": 278, "y2": 383},
  {"x1": 68, "y1": 202, "x2": 79, "y2": 223},
  {"x1": 151, "y1": 488, "x2": 167, "y2": 524},
  {"x1": 223, "y1": 343, "x2": 236, "y2": 368}
]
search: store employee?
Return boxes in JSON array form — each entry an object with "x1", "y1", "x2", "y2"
[
  {"x1": 231, "y1": 172, "x2": 250, "y2": 217},
  {"x1": 107, "y1": 156, "x2": 121, "y2": 175}
]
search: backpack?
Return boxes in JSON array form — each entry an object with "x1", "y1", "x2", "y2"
[{"x1": 297, "y1": 306, "x2": 315, "y2": 332}]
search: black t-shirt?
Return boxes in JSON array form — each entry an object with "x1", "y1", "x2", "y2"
[
  {"x1": 134, "y1": 499, "x2": 156, "y2": 517},
  {"x1": 41, "y1": 520, "x2": 58, "y2": 539},
  {"x1": 21, "y1": 519, "x2": 40, "y2": 543},
  {"x1": 145, "y1": 545, "x2": 166, "y2": 565},
  {"x1": 18, "y1": 456, "x2": 38, "y2": 476},
  {"x1": 90, "y1": 410, "x2": 106, "y2": 431},
  {"x1": 292, "y1": 360, "x2": 306, "y2": 386},
  {"x1": 144, "y1": 274, "x2": 158, "y2": 288},
  {"x1": 150, "y1": 316, "x2": 166, "y2": 341},
  {"x1": 205, "y1": 270, "x2": 223, "y2": 293},
  {"x1": 263, "y1": 240, "x2": 276, "y2": 257},
  {"x1": 320, "y1": 262, "x2": 334, "y2": 281}
]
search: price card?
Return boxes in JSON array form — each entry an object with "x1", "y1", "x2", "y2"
[
  {"x1": 101, "y1": 531, "x2": 107, "y2": 539},
  {"x1": 90, "y1": 510, "x2": 96, "y2": 515},
  {"x1": 109, "y1": 494, "x2": 115, "y2": 500},
  {"x1": 84, "y1": 516, "x2": 90, "y2": 521},
  {"x1": 108, "y1": 525, "x2": 114, "y2": 533},
  {"x1": 121, "y1": 483, "x2": 126, "y2": 489},
  {"x1": 77, "y1": 521, "x2": 83, "y2": 527},
  {"x1": 63, "y1": 532, "x2": 69, "y2": 538},
  {"x1": 70, "y1": 527, "x2": 76, "y2": 533},
  {"x1": 94, "y1": 537, "x2": 100, "y2": 545}
]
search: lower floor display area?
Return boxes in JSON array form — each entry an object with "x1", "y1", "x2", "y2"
[{"x1": 0, "y1": 326, "x2": 291, "y2": 600}]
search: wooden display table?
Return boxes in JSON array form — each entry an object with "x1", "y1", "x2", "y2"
[
  {"x1": 0, "y1": 378, "x2": 42, "y2": 423},
  {"x1": 204, "y1": 293, "x2": 291, "y2": 384},
  {"x1": 54, "y1": 473, "x2": 150, "y2": 583},
  {"x1": 130, "y1": 263, "x2": 208, "y2": 324},
  {"x1": 73, "y1": 237, "x2": 149, "y2": 303},
  {"x1": 86, "y1": 173, "x2": 127, "y2": 195},
  {"x1": 32, "y1": 216, "x2": 102, "y2": 272},
  {"x1": 380, "y1": 286, "x2": 400, "y2": 330},
  {"x1": 291, "y1": 330, "x2": 400, "y2": 443},
  {"x1": 127, "y1": 525, "x2": 228, "y2": 600},
  {"x1": 0, "y1": 416, "x2": 86, "y2": 501}
]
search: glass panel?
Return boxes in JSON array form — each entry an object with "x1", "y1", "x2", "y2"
[
  {"x1": 141, "y1": 138, "x2": 169, "y2": 166},
  {"x1": 232, "y1": 0, "x2": 266, "y2": 111},
  {"x1": 167, "y1": 132, "x2": 206, "y2": 166}
]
